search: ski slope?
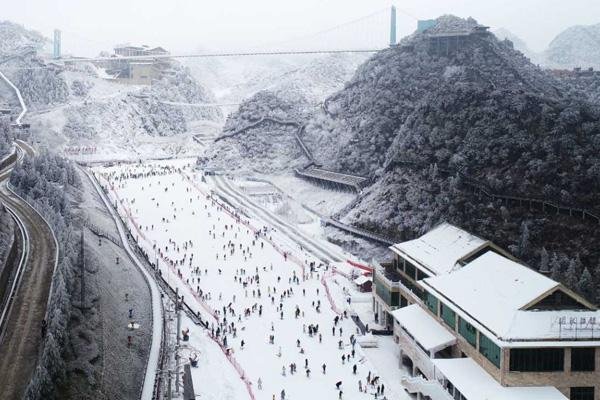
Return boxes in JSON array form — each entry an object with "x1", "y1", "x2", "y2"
[{"x1": 93, "y1": 159, "x2": 407, "y2": 400}]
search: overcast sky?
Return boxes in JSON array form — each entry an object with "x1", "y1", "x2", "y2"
[{"x1": 4, "y1": 0, "x2": 600, "y2": 56}]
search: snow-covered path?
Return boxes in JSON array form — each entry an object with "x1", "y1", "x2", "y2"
[{"x1": 93, "y1": 160, "x2": 408, "y2": 400}]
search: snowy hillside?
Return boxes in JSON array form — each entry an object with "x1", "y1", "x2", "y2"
[
  {"x1": 185, "y1": 53, "x2": 366, "y2": 110},
  {"x1": 29, "y1": 62, "x2": 223, "y2": 161},
  {"x1": 544, "y1": 23, "x2": 600, "y2": 68},
  {"x1": 199, "y1": 91, "x2": 306, "y2": 173},
  {"x1": 0, "y1": 22, "x2": 68, "y2": 109},
  {"x1": 199, "y1": 53, "x2": 366, "y2": 173},
  {"x1": 0, "y1": 20, "x2": 47, "y2": 54}
]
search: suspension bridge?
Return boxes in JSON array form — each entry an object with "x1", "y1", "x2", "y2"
[{"x1": 47, "y1": 6, "x2": 409, "y2": 63}]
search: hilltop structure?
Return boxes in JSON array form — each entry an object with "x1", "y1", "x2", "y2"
[{"x1": 101, "y1": 44, "x2": 171, "y2": 85}]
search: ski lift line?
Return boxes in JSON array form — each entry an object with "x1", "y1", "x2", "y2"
[
  {"x1": 391, "y1": 3, "x2": 419, "y2": 20},
  {"x1": 251, "y1": 7, "x2": 390, "y2": 50},
  {"x1": 54, "y1": 48, "x2": 382, "y2": 63},
  {"x1": 158, "y1": 101, "x2": 241, "y2": 107}
]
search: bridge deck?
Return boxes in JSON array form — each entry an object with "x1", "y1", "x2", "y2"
[{"x1": 298, "y1": 167, "x2": 367, "y2": 188}]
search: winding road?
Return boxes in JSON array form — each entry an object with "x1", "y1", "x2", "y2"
[{"x1": 0, "y1": 142, "x2": 57, "y2": 400}]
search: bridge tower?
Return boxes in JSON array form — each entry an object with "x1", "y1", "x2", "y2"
[
  {"x1": 389, "y1": 6, "x2": 397, "y2": 46},
  {"x1": 53, "y1": 29, "x2": 61, "y2": 59}
]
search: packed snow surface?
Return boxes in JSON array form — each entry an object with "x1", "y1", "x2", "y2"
[{"x1": 92, "y1": 160, "x2": 408, "y2": 400}]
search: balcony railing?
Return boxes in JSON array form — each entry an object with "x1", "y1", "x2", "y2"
[{"x1": 376, "y1": 262, "x2": 401, "y2": 288}]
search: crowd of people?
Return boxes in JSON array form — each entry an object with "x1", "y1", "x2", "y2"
[{"x1": 99, "y1": 162, "x2": 391, "y2": 400}]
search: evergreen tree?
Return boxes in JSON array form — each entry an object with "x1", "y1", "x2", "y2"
[
  {"x1": 539, "y1": 247, "x2": 549, "y2": 273},
  {"x1": 577, "y1": 267, "x2": 594, "y2": 302},
  {"x1": 518, "y1": 222, "x2": 530, "y2": 257},
  {"x1": 549, "y1": 253, "x2": 562, "y2": 282},
  {"x1": 565, "y1": 258, "x2": 579, "y2": 290}
]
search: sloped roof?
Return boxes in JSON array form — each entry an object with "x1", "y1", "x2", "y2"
[
  {"x1": 422, "y1": 252, "x2": 600, "y2": 342},
  {"x1": 392, "y1": 304, "x2": 456, "y2": 352},
  {"x1": 433, "y1": 358, "x2": 567, "y2": 400},
  {"x1": 390, "y1": 222, "x2": 488, "y2": 276}
]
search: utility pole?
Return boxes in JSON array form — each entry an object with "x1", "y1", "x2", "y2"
[
  {"x1": 80, "y1": 231, "x2": 85, "y2": 309},
  {"x1": 175, "y1": 289, "x2": 182, "y2": 395},
  {"x1": 167, "y1": 370, "x2": 173, "y2": 400},
  {"x1": 390, "y1": 5, "x2": 397, "y2": 47}
]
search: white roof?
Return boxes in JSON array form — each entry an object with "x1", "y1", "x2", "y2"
[
  {"x1": 433, "y1": 358, "x2": 567, "y2": 400},
  {"x1": 392, "y1": 304, "x2": 456, "y2": 352},
  {"x1": 422, "y1": 252, "x2": 600, "y2": 342},
  {"x1": 390, "y1": 222, "x2": 487, "y2": 276},
  {"x1": 353, "y1": 275, "x2": 372, "y2": 285}
]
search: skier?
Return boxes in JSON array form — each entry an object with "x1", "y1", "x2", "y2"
[{"x1": 322, "y1": 363, "x2": 326, "y2": 374}]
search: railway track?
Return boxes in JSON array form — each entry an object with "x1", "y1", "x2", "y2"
[{"x1": 0, "y1": 148, "x2": 57, "y2": 400}]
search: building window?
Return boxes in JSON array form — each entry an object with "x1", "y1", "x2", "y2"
[
  {"x1": 479, "y1": 334, "x2": 501, "y2": 368},
  {"x1": 416, "y1": 269, "x2": 429, "y2": 281},
  {"x1": 571, "y1": 387, "x2": 594, "y2": 400},
  {"x1": 458, "y1": 317, "x2": 477, "y2": 347},
  {"x1": 400, "y1": 296, "x2": 408, "y2": 308},
  {"x1": 440, "y1": 303, "x2": 456, "y2": 330},
  {"x1": 398, "y1": 274, "x2": 425, "y2": 300},
  {"x1": 571, "y1": 348, "x2": 595, "y2": 372},
  {"x1": 425, "y1": 292, "x2": 438, "y2": 315},
  {"x1": 405, "y1": 261, "x2": 417, "y2": 280},
  {"x1": 509, "y1": 348, "x2": 564, "y2": 372},
  {"x1": 374, "y1": 275, "x2": 399, "y2": 307}
]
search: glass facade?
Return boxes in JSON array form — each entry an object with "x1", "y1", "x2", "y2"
[
  {"x1": 458, "y1": 317, "x2": 477, "y2": 347},
  {"x1": 416, "y1": 269, "x2": 430, "y2": 281},
  {"x1": 479, "y1": 334, "x2": 501, "y2": 368},
  {"x1": 398, "y1": 273, "x2": 425, "y2": 300},
  {"x1": 374, "y1": 274, "x2": 399, "y2": 307},
  {"x1": 440, "y1": 303, "x2": 456, "y2": 330},
  {"x1": 509, "y1": 348, "x2": 564, "y2": 372},
  {"x1": 571, "y1": 387, "x2": 595, "y2": 400},
  {"x1": 571, "y1": 348, "x2": 596, "y2": 372},
  {"x1": 425, "y1": 291, "x2": 438, "y2": 315},
  {"x1": 405, "y1": 261, "x2": 417, "y2": 280}
]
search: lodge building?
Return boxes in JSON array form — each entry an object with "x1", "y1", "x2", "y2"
[{"x1": 372, "y1": 223, "x2": 600, "y2": 400}]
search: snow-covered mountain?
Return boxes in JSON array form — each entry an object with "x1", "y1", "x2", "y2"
[
  {"x1": 30, "y1": 62, "x2": 223, "y2": 161},
  {"x1": 0, "y1": 20, "x2": 47, "y2": 54},
  {"x1": 199, "y1": 53, "x2": 367, "y2": 173},
  {"x1": 185, "y1": 53, "x2": 366, "y2": 110},
  {"x1": 544, "y1": 23, "x2": 600, "y2": 68},
  {"x1": 0, "y1": 22, "x2": 67, "y2": 109},
  {"x1": 296, "y1": 15, "x2": 600, "y2": 289}
]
